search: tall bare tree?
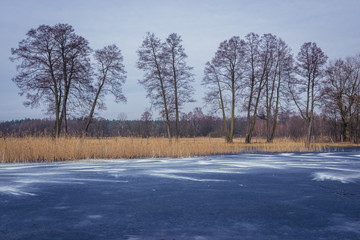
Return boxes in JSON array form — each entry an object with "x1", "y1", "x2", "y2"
[
  {"x1": 163, "y1": 33, "x2": 194, "y2": 139},
  {"x1": 263, "y1": 38, "x2": 293, "y2": 142},
  {"x1": 244, "y1": 33, "x2": 260, "y2": 143},
  {"x1": 202, "y1": 61, "x2": 230, "y2": 141},
  {"x1": 11, "y1": 23, "x2": 92, "y2": 137},
  {"x1": 288, "y1": 42, "x2": 328, "y2": 148},
  {"x1": 203, "y1": 36, "x2": 246, "y2": 143},
  {"x1": 137, "y1": 32, "x2": 172, "y2": 140},
  {"x1": 84, "y1": 44, "x2": 127, "y2": 133},
  {"x1": 245, "y1": 33, "x2": 278, "y2": 143}
]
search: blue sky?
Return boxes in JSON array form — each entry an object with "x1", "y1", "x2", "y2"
[{"x1": 1, "y1": 0, "x2": 359, "y2": 121}]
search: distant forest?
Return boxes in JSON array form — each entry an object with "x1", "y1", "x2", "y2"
[
  {"x1": 7, "y1": 23, "x2": 360, "y2": 145},
  {"x1": 0, "y1": 108, "x2": 356, "y2": 144}
]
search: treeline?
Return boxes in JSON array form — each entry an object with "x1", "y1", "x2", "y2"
[
  {"x1": 9, "y1": 23, "x2": 360, "y2": 145},
  {"x1": 1, "y1": 108, "x2": 357, "y2": 143}
]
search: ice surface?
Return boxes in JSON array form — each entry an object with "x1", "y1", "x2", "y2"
[
  {"x1": 0, "y1": 151, "x2": 360, "y2": 199},
  {"x1": 1, "y1": 151, "x2": 360, "y2": 239}
]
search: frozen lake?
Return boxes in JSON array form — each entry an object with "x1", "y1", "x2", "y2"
[{"x1": 1, "y1": 151, "x2": 360, "y2": 239}]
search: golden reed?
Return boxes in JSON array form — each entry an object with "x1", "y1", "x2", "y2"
[{"x1": 0, "y1": 136, "x2": 354, "y2": 163}]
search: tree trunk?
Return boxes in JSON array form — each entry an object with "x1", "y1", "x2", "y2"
[
  {"x1": 64, "y1": 105, "x2": 68, "y2": 135},
  {"x1": 216, "y1": 74, "x2": 230, "y2": 142},
  {"x1": 269, "y1": 92, "x2": 279, "y2": 143},
  {"x1": 268, "y1": 72, "x2": 281, "y2": 143},
  {"x1": 229, "y1": 75, "x2": 235, "y2": 143},
  {"x1": 58, "y1": 84, "x2": 70, "y2": 137},
  {"x1": 151, "y1": 42, "x2": 171, "y2": 141},
  {"x1": 84, "y1": 90, "x2": 100, "y2": 134},
  {"x1": 174, "y1": 70, "x2": 179, "y2": 139},
  {"x1": 163, "y1": 93, "x2": 172, "y2": 142},
  {"x1": 305, "y1": 118, "x2": 312, "y2": 148},
  {"x1": 356, "y1": 113, "x2": 359, "y2": 143},
  {"x1": 53, "y1": 87, "x2": 61, "y2": 138},
  {"x1": 220, "y1": 93, "x2": 230, "y2": 142},
  {"x1": 265, "y1": 74, "x2": 271, "y2": 142},
  {"x1": 246, "y1": 79, "x2": 264, "y2": 144},
  {"x1": 246, "y1": 75, "x2": 255, "y2": 140},
  {"x1": 342, "y1": 119, "x2": 349, "y2": 142},
  {"x1": 54, "y1": 100, "x2": 60, "y2": 138},
  {"x1": 84, "y1": 79, "x2": 105, "y2": 134}
]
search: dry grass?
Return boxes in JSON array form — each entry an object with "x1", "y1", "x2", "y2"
[{"x1": 0, "y1": 136, "x2": 358, "y2": 163}]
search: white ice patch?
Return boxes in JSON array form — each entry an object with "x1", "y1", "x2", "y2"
[
  {"x1": 279, "y1": 153, "x2": 294, "y2": 156},
  {"x1": 88, "y1": 215, "x2": 103, "y2": 219},
  {"x1": 150, "y1": 173, "x2": 226, "y2": 182},
  {"x1": 14, "y1": 179, "x2": 74, "y2": 185},
  {"x1": 220, "y1": 160, "x2": 284, "y2": 170},
  {"x1": 328, "y1": 215, "x2": 360, "y2": 234},
  {"x1": 0, "y1": 186, "x2": 36, "y2": 196},
  {"x1": 330, "y1": 221, "x2": 360, "y2": 234},
  {"x1": 312, "y1": 172, "x2": 360, "y2": 183},
  {"x1": 63, "y1": 178, "x2": 128, "y2": 183}
]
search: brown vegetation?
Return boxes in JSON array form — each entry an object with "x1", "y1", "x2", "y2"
[{"x1": 2, "y1": 136, "x2": 356, "y2": 163}]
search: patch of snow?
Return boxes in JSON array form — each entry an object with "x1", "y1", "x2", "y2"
[
  {"x1": 88, "y1": 215, "x2": 103, "y2": 219},
  {"x1": 150, "y1": 173, "x2": 226, "y2": 182},
  {"x1": 312, "y1": 172, "x2": 360, "y2": 183},
  {"x1": 279, "y1": 153, "x2": 294, "y2": 156},
  {"x1": 0, "y1": 186, "x2": 36, "y2": 196}
]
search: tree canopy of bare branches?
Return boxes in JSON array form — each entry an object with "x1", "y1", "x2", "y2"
[
  {"x1": 288, "y1": 42, "x2": 328, "y2": 147},
  {"x1": 84, "y1": 44, "x2": 127, "y2": 133},
  {"x1": 244, "y1": 33, "x2": 283, "y2": 143},
  {"x1": 11, "y1": 23, "x2": 92, "y2": 137},
  {"x1": 163, "y1": 33, "x2": 194, "y2": 138},
  {"x1": 137, "y1": 32, "x2": 194, "y2": 140},
  {"x1": 202, "y1": 36, "x2": 246, "y2": 142},
  {"x1": 322, "y1": 55, "x2": 360, "y2": 142},
  {"x1": 262, "y1": 37, "x2": 293, "y2": 142},
  {"x1": 137, "y1": 32, "x2": 172, "y2": 140}
]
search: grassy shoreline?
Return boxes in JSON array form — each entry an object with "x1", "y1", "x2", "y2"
[{"x1": 1, "y1": 136, "x2": 359, "y2": 163}]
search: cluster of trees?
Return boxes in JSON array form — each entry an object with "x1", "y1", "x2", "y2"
[
  {"x1": 137, "y1": 33, "x2": 194, "y2": 139},
  {"x1": 202, "y1": 34, "x2": 360, "y2": 146},
  {"x1": 9, "y1": 23, "x2": 360, "y2": 145},
  {"x1": 202, "y1": 34, "x2": 294, "y2": 144},
  {"x1": 322, "y1": 56, "x2": 360, "y2": 142},
  {"x1": 10, "y1": 24, "x2": 126, "y2": 137}
]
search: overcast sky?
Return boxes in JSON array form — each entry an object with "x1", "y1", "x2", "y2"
[{"x1": 1, "y1": 0, "x2": 359, "y2": 121}]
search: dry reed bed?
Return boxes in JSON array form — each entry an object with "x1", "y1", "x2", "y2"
[{"x1": 0, "y1": 136, "x2": 341, "y2": 163}]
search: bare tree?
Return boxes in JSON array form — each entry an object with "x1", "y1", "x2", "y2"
[
  {"x1": 263, "y1": 38, "x2": 294, "y2": 142},
  {"x1": 322, "y1": 56, "x2": 360, "y2": 142},
  {"x1": 288, "y1": 42, "x2": 328, "y2": 148},
  {"x1": 202, "y1": 61, "x2": 230, "y2": 141},
  {"x1": 137, "y1": 33, "x2": 173, "y2": 140},
  {"x1": 11, "y1": 23, "x2": 92, "y2": 137},
  {"x1": 163, "y1": 33, "x2": 194, "y2": 139},
  {"x1": 203, "y1": 36, "x2": 246, "y2": 143},
  {"x1": 84, "y1": 44, "x2": 127, "y2": 133},
  {"x1": 244, "y1": 33, "x2": 260, "y2": 143},
  {"x1": 245, "y1": 33, "x2": 278, "y2": 143}
]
